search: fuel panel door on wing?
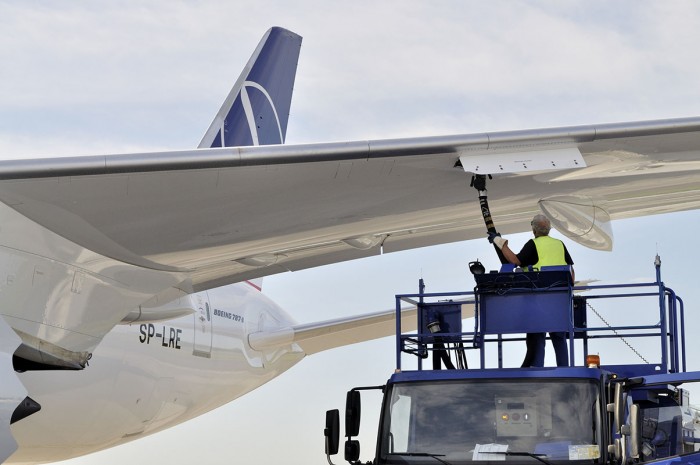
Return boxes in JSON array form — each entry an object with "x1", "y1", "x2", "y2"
[{"x1": 193, "y1": 292, "x2": 212, "y2": 358}]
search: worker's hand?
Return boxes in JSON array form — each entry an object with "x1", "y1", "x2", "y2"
[{"x1": 488, "y1": 231, "x2": 507, "y2": 250}]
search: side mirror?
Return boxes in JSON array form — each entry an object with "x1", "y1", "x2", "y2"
[
  {"x1": 345, "y1": 439, "x2": 360, "y2": 462},
  {"x1": 345, "y1": 390, "x2": 361, "y2": 437},
  {"x1": 324, "y1": 409, "x2": 340, "y2": 456}
]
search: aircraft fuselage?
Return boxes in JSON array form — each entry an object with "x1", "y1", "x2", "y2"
[{"x1": 8, "y1": 282, "x2": 303, "y2": 463}]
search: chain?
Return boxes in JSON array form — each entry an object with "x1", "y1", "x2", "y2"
[{"x1": 586, "y1": 301, "x2": 650, "y2": 364}]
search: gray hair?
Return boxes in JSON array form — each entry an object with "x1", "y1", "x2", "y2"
[{"x1": 531, "y1": 214, "x2": 551, "y2": 237}]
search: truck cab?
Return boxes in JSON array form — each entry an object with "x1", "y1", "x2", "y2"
[{"x1": 324, "y1": 257, "x2": 700, "y2": 465}]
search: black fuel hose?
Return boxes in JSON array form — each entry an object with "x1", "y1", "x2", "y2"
[{"x1": 471, "y1": 175, "x2": 508, "y2": 264}]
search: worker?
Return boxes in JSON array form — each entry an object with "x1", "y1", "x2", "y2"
[{"x1": 488, "y1": 214, "x2": 574, "y2": 367}]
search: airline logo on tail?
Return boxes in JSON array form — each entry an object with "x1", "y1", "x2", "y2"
[
  {"x1": 213, "y1": 79, "x2": 284, "y2": 147},
  {"x1": 238, "y1": 80, "x2": 284, "y2": 145},
  {"x1": 200, "y1": 27, "x2": 302, "y2": 149}
]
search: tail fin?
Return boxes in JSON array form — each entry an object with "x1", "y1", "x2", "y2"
[{"x1": 198, "y1": 27, "x2": 302, "y2": 148}]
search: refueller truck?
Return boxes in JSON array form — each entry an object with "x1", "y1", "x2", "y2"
[{"x1": 324, "y1": 257, "x2": 700, "y2": 465}]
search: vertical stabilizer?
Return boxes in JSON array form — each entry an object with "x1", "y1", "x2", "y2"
[{"x1": 198, "y1": 27, "x2": 302, "y2": 148}]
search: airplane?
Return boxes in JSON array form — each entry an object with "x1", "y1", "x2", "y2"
[{"x1": 2, "y1": 25, "x2": 700, "y2": 463}]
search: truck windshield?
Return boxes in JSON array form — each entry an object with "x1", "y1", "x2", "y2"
[{"x1": 378, "y1": 379, "x2": 601, "y2": 464}]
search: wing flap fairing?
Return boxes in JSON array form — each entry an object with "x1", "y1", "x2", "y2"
[{"x1": 539, "y1": 196, "x2": 613, "y2": 251}]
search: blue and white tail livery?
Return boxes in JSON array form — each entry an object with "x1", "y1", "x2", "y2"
[{"x1": 198, "y1": 27, "x2": 302, "y2": 148}]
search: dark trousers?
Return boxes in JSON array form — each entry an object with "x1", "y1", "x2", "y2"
[
  {"x1": 550, "y1": 331, "x2": 569, "y2": 367},
  {"x1": 521, "y1": 332, "x2": 569, "y2": 367},
  {"x1": 521, "y1": 333, "x2": 545, "y2": 367}
]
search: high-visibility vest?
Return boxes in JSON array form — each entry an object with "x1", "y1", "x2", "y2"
[{"x1": 529, "y1": 235, "x2": 566, "y2": 271}]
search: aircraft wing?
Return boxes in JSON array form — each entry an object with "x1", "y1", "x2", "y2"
[{"x1": 0, "y1": 116, "x2": 699, "y2": 293}]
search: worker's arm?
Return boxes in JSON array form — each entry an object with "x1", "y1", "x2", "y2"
[
  {"x1": 490, "y1": 235, "x2": 521, "y2": 265},
  {"x1": 500, "y1": 242, "x2": 521, "y2": 266}
]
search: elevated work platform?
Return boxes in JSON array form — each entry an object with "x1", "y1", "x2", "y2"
[{"x1": 395, "y1": 258, "x2": 687, "y2": 377}]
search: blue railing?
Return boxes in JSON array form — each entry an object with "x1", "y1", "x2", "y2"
[{"x1": 395, "y1": 262, "x2": 685, "y2": 375}]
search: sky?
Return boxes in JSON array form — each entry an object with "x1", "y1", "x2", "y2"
[{"x1": 2, "y1": 1, "x2": 700, "y2": 464}]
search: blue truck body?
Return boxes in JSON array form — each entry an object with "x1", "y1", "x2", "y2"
[{"x1": 325, "y1": 257, "x2": 700, "y2": 465}]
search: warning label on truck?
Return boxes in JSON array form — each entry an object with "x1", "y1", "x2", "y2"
[{"x1": 569, "y1": 445, "x2": 600, "y2": 460}]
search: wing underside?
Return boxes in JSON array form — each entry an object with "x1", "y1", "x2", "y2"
[{"x1": 1, "y1": 117, "x2": 699, "y2": 292}]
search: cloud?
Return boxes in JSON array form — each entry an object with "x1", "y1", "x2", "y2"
[{"x1": 2, "y1": 1, "x2": 700, "y2": 146}]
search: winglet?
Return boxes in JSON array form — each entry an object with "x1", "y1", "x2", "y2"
[{"x1": 198, "y1": 27, "x2": 302, "y2": 148}]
